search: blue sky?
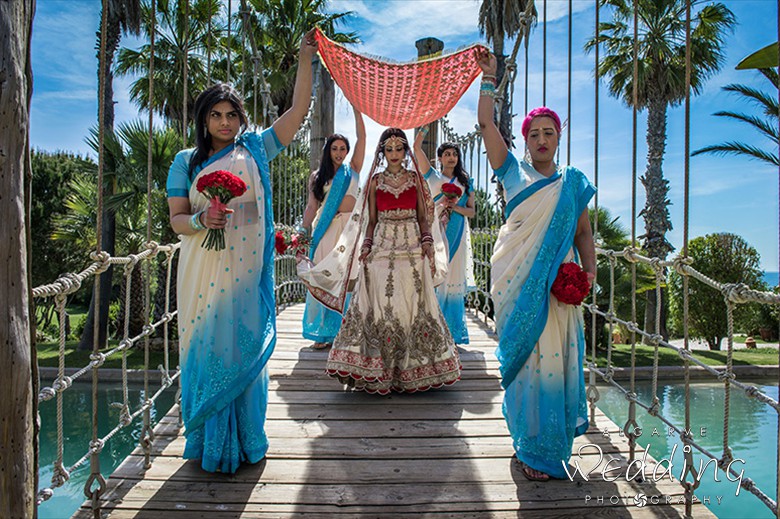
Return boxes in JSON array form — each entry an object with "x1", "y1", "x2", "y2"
[{"x1": 31, "y1": 0, "x2": 778, "y2": 270}]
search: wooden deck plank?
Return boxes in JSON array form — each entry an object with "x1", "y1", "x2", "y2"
[{"x1": 74, "y1": 305, "x2": 715, "y2": 518}]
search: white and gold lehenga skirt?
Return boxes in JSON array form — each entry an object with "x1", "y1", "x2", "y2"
[{"x1": 325, "y1": 209, "x2": 461, "y2": 394}]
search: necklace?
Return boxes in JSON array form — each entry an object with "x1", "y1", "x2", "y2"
[{"x1": 383, "y1": 167, "x2": 405, "y2": 183}]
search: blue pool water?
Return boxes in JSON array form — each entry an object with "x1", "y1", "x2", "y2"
[
  {"x1": 37, "y1": 381, "x2": 176, "y2": 519},
  {"x1": 596, "y1": 381, "x2": 778, "y2": 518}
]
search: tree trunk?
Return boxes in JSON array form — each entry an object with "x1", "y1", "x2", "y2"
[
  {"x1": 26, "y1": 138, "x2": 39, "y2": 519},
  {"x1": 0, "y1": 0, "x2": 36, "y2": 515},
  {"x1": 309, "y1": 58, "x2": 335, "y2": 172},
  {"x1": 415, "y1": 38, "x2": 444, "y2": 158},
  {"x1": 707, "y1": 336, "x2": 723, "y2": 351},
  {"x1": 641, "y1": 97, "x2": 673, "y2": 341},
  {"x1": 78, "y1": 15, "x2": 121, "y2": 351}
]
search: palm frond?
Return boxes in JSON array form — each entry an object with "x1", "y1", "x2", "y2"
[
  {"x1": 692, "y1": 142, "x2": 779, "y2": 166},
  {"x1": 711, "y1": 111, "x2": 779, "y2": 142},
  {"x1": 722, "y1": 83, "x2": 779, "y2": 117}
]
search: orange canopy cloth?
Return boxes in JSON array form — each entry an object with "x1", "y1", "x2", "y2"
[{"x1": 314, "y1": 28, "x2": 486, "y2": 129}]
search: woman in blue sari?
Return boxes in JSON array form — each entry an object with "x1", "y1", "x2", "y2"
[
  {"x1": 299, "y1": 106, "x2": 366, "y2": 349},
  {"x1": 476, "y1": 49, "x2": 596, "y2": 481},
  {"x1": 165, "y1": 31, "x2": 317, "y2": 473},
  {"x1": 413, "y1": 132, "x2": 475, "y2": 345}
]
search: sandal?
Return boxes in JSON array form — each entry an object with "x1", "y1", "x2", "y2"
[
  {"x1": 311, "y1": 342, "x2": 331, "y2": 350},
  {"x1": 518, "y1": 460, "x2": 550, "y2": 482}
]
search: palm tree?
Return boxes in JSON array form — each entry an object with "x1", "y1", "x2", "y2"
[
  {"x1": 585, "y1": 0, "x2": 735, "y2": 339},
  {"x1": 116, "y1": 0, "x2": 217, "y2": 132},
  {"x1": 60, "y1": 122, "x2": 179, "y2": 342},
  {"x1": 80, "y1": 0, "x2": 143, "y2": 351},
  {"x1": 478, "y1": 0, "x2": 536, "y2": 144},
  {"x1": 243, "y1": 0, "x2": 358, "y2": 122},
  {"x1": 693, "y1": 68, "x2": 779, "y2": 167}
]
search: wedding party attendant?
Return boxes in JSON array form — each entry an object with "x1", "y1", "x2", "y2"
[
  {"x1": 414, "y1": 130, "x2": 476, "y2": 345},
  {"x1": 165, "y1": 31, "x2": 317, "y2": 473},
  {"x1": 299, "y1": 106, "x2": 366, "y2": 349},
  {"x1": 476, "y1": 49, "x2": 596, "y2": 481}
]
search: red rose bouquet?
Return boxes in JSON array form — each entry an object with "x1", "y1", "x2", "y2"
[
  {"x1": 439, "y1": 183, "x2": 463, "y2": 226},
  {"x1": 196, "y1": 170, "x2": 247, "y2": 251},
  {"x1": 551, "y1": 262, "x2": 591, "y2": 305},
  {"x1": 441, "y1": 183, "x2": 463, "y2": 200},
  {"x1": 274, "y1": 227, "x2": 310, "y2": 256}
]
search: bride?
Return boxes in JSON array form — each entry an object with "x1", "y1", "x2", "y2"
[{"x1": 298, "y1": 128, "x2": 461, "y2": 394}]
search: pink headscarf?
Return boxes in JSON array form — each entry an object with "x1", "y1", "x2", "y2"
[{"x1": 521, "y1": 107, "x2": 561, "y2": 140}]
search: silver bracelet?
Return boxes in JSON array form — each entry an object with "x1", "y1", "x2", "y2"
[{"x1": 190, "y1": 211, "x2": 206, "y2": 231}]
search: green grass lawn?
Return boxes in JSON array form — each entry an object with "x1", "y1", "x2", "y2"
[
  {"x1": 593, "y1": 343, "x2": 778, "y2": 368},
  {"x1": 36, "y1": 303, "x2": 88, "y2": 325},
  {"x1": 37, "y1": 341, "x2": 179, "y2": 371}
]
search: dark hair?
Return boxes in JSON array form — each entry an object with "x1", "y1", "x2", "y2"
[
  {"x1": 437, "y1": 142, "x2": 469, "y2": 195},
  {"x1": 312, "y1": 134, "x2": 350, "y2": 202},
  {"x1": 373, "y1": 128, "x2": 411, "y2": 167},
  {"x1": 189, "y1": 83, "x2": 248, "y2": 176}
]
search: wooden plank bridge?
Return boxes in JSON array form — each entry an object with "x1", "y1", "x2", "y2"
[{"x1": 74, "y1": 304, "x2": 715, "y2": 518}]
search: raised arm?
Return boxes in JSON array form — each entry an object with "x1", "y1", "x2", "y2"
[
  {"x1": 475, "y1": 49, "x2": 508, "y2": 171},
  {"x1": 272, "y1": 29, "x2": 317, "y2": 147},
  {"x1": 349, "y1": 107, "x2": 366, "y2": 174},
  {"x1": 413, "y1": 127, "x2": 433, "y2": 174}
]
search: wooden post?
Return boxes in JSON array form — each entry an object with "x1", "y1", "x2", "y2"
[
  {"x1": 415, "y1": 38, "x2": 444, "y2": 158},
  {"x1": 0, "y1": 0, "x2": 36, "y2": 516},
  {"x1": 310, "y1": 57, "x2": 335, "y2": 172}
]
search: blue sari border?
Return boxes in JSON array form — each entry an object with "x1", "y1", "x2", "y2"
[{"x1": 495, "y1": 167, "x2": 595, "y2": 389}]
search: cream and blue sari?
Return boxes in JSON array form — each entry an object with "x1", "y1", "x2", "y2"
[
  {"x1": 490, "y1": 152, "x2": 594, "y2": 479},
  {"x1": 425, "y1": 169, "x2": 475, "y2": 344},
  {"x1": 166, "y1": 128, "x2": 283, "y2": 473},
  {"x1": 302, "y1": 165, "x2": 359, "y2": 343}
]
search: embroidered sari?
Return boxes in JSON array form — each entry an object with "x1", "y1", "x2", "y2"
[
  {"x1": 425, "y1": 169, "x2": 476, "y2": 344},
  {"x1": 166, "y1": 129, "x2": 282, "y2": 473},
  {"x1": 298, "y1": 158, "x2": 460, "y2": 394},
  {"x1": 491, "y1": 153, "x2": 595, "y2": 479},
  {"x1": 302, "y1": 164, "x2": 359, "y2": 343}
]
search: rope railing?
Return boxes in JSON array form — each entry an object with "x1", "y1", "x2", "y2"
[
  {"x1": 440, "y1": 110, "x2": 779, "y2": 516},
  {"x1": 583, "y1": 247, "x2": 779, "y2": 514},
  {"x1": 34, "y1": 111, "x2": 312, "y2": 508},
  {"x1": 28, "y1": 2, "x2": 778, "y2": 518},
  {"x1": 34, "y1": 242, "x2": 181, "y2": 506}
]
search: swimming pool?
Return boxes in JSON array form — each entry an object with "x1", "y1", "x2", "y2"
[
  {"x1": 37, "y1": 381, "x2": 176, "y2": 519},
  {"x1": 596, "y1": 380, "x2": 778, "y2": 518}
]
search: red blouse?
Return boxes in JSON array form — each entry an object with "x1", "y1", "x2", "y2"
[{"x1": 376, "y1": 184, "x2": 417, "y2": 212}]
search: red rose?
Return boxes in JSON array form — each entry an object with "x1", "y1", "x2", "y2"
[
  {"x1": 551, "y1": 262, "x2": 591, "y2": 305},
  {"x1": 275, "y1": 231, "x2": 288, "y2": 255},
  {"x1": 441, "y1": 183, "x2": 463, "y2": 199}
]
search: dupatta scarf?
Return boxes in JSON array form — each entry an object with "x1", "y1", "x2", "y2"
[
  {"x1": 308, "y1": 163, "x2": 353, "y2": 260},
  {"x1": 298, "y1": 151, "x2": 448, "y2": 312}
]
